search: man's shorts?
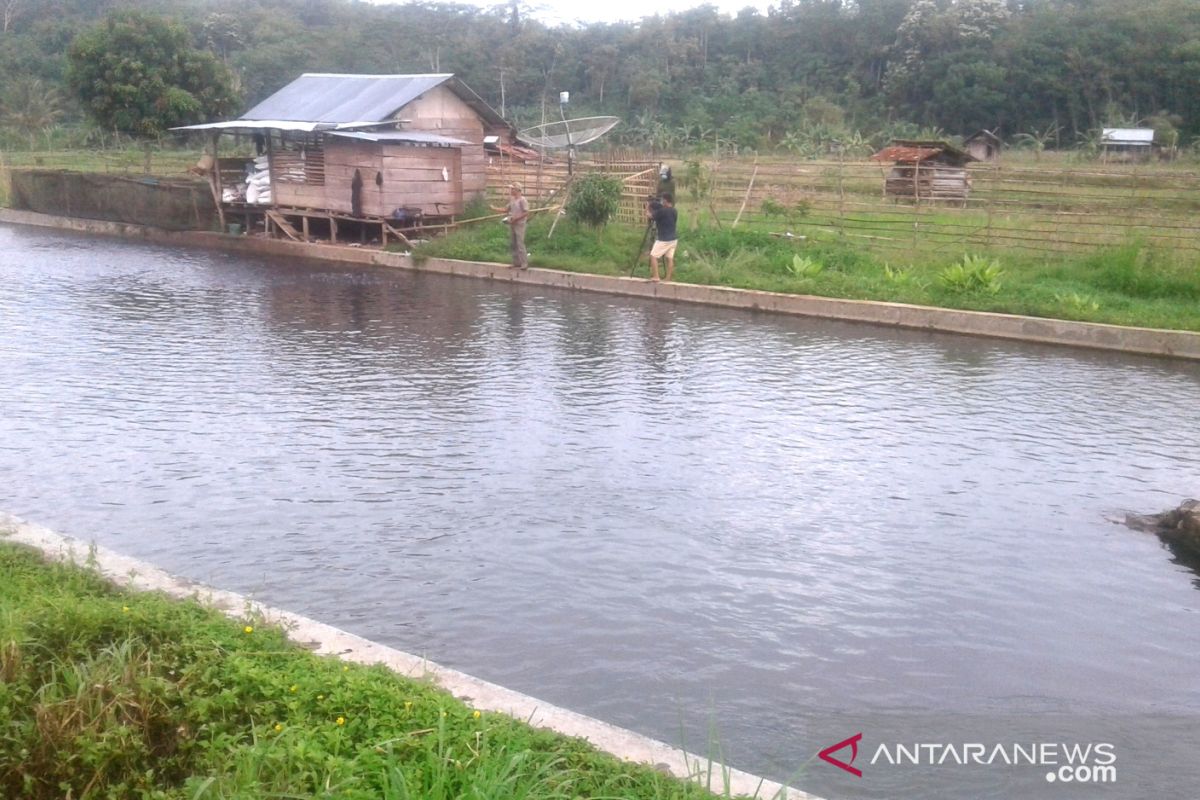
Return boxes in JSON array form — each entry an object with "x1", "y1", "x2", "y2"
[{"x1": 651, "y1": 239, "x2": 677, "y2": 259}]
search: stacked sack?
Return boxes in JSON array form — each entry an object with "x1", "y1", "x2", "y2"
[{"x1": 244, "y1": 155, "x2": 272, "y2": 205}]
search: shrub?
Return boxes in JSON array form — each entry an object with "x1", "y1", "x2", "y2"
[{"x1": 565, "y1": 173, "x2": 623, "y2": 228}]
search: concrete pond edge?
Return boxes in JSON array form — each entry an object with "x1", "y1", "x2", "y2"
[
  {"x1": 0, "y1": 512, "x2": 817, "y2": 800},
  {"x1": 2, "y1": 207, "x2": 1198, "y2": 361}
]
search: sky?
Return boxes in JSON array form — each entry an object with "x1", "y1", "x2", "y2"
[{"x1": 368, "y1": 0, "x2": 775, "y2": 26}]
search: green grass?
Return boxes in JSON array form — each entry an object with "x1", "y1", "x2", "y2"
[
  {"x1": 0, "y1": 542, "x2": 747, "y2": 800},
  {"x1": 416, "y1": 215, "x2": 1200, "y2": 332}
]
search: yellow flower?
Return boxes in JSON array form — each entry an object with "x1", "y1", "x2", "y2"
[
  {"x1": 243, "y1": 625, "x2": 254, "y2": 634},
  {"x1": 440, "y1": 711, "x2": 448, "y2": 718},
  {"x1": 404, "y1": 701, "x2": 413, "y2": 711},
  {"x1": 472, "y1": 710, "x2": 481, "y2": 720},
  {"x1": 289, "y1": 685, "x2": 298, "y2": 693},
  {"x1": 342, "y1": 665, "x2": 349, "y2": 672},
  {"x1": 121, "y1": 606, "x2": 130, "y2": 613},
  {"x1": 274, "y1": 723, "x2": 283, "y2": 733},
  {"x1": 317, "y1": 694, "x2": 324, "y2": 701},
  {"x1": 336, "y1": 716, "x2": 346, "y2": 726}
]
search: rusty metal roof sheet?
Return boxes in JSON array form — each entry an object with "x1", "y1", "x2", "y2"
[{"x1": 871, "y1": 146, "x2": 945, "y2": 163}]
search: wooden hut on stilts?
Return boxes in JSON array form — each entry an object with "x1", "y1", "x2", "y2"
[{"x1": 174, "y1": 73, "x2": 516, "y2": 246}]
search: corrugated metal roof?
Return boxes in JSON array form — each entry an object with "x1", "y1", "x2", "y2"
[
  {"x1": 1102, "y1": 128, "x2": 1154, "y2": 144},
  {"x1": 171, "y1": 120, "x2": 327, "y2": 132},
  {"x1": 327, "y1": 130, "x2": 469, "y2": 146},
  {"x1": 242, "y1": 74, "x2": 453, "y2": 123}
]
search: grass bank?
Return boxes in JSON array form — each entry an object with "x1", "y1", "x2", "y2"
[
  {"x1": 0, "y1": 543, "x2": 740, "y2": 800},
  {"x1": 414, "y1": 216, "x2": 1200, "y2": 332}
]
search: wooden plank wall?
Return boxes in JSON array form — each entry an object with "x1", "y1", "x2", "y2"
[
  {"x1": 400, "y1": 85, "x2": 488, "y2": 201},
  {"x1": 274, "y1": 139, "x2": 464, "y2": 217}
]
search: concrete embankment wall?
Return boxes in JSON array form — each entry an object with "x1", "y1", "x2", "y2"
[
  {"x1": 7, "y1": 171, "x2": 216, "y2": 231},
  {"x1": 0, "y1": 512, "x2": 814, "y2": 800},
  {"x1": 3, "y1": 207, "x2": 1199, "y2": 361}
]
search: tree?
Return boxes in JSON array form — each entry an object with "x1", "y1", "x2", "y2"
[
  {"x1": 1, "y1": 76, "x2": 63, "y2": 147},
  {"x1": 66, "y1": 11, "x2": 239, "y2": 137},
  {"x1": 3, "y1": 0, "x2": 21, "y2": 34}
]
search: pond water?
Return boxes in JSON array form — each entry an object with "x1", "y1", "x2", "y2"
[{"x1": 1, "y1": 224, "x2": 1198, "y2": 798}]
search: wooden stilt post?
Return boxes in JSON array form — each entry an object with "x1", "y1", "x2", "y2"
[
  {"x1": 211, "y1": 132, "x2": 226, "y2": 231},
  {"x1": 265, "y1": 131, "x2": 279, "y2": 229}
]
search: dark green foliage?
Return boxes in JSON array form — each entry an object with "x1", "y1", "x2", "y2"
[
  {"x1": 565, "y1": 173, "x2": 623, "y2": 228},
  {"x1": 5, "y1": 0, "x2": 1200, "y2": 150},
  {"x1": 65, "y1": 11, "x2": 239, "y2": 137}
]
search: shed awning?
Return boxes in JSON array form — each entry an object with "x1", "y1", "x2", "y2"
[
  {"x1": 326, "y1": 130, "x2": 469, "y2": 146},
  {"x1": 171, "y1": 120, "x2": 391, "y2": 133}
]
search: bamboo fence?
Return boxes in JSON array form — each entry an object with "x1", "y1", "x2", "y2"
[{"x1": 486, "y1": 151, "x2": 1200, "y2": 256}]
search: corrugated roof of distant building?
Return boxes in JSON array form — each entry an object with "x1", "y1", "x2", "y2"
[{"x1": 1101, "y1": 128, "x2": 1155, "y2": 144}]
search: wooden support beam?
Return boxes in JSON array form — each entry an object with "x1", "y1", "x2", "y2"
[
  {"x1": 265, "y1": 210, "x2": 304, "y2": 242},
  {"x1": 382, "y1": 222, "x2": 413, "y2": 249}
]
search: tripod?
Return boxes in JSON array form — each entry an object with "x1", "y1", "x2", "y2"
[{"x1": 629, "y1": 218, "x2": 655, "y2": 277}]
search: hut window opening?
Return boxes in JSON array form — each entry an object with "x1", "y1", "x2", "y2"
[{"x1": 274, "y1": 133, "x2": 326, "y2": 186}]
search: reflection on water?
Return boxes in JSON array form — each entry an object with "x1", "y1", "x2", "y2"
[{"x1": 2, "y1": 224, "x2": 1200, "y2": 796}]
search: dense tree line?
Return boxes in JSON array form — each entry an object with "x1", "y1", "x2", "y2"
[{"x1": 2, "y1": 0, "x2": 1200, "y2": 151}]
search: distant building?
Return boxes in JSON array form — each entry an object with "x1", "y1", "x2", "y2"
[
  {"x1": 1100, "y1": 128, "x2": 1154, "y2": 162},
  {"x1": 870, "y1": 140, "x2": 978, "y2": 203},
  {"x1": 964, "y1": 129, "x2": 1003, "y2": 163}
]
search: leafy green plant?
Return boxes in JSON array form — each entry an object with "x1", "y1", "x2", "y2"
[
  {"x1": 939, "y1": 254, "x2": 1004, "y2": 294},
  {"x1": 564, "y1": 173, "x2": 623, "y2": 228},
  {"x1": 1054, "y1": 291, "x2": 1101, "y2": 313},
  {"x1": 882, "y1": 263, "x2": 922, "y2": 288},
  {"x1": 787, "y1": 254, "x2": 824, "y2": 279}
]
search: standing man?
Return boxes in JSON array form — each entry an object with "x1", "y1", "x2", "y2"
[
  {"x1": 493, "y1": 183, "x2": 529, "y2": 269},
  {"x1": 647, "y1": 193, "x2": 678, "y2": 282}
]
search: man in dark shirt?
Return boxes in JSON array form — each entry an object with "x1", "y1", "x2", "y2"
[{"x1": 647, "y1": 193, "x2": 678, "y2": 282}]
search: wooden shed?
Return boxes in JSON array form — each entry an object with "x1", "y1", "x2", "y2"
[
  {"x1": 964, "y1": 129, "x2": 1002, "y2": 163},
  {"x1": 177, "y1": 73, "x2": 514, "y2": 243},
  {"x1": 870, "y1": 140, "x2": 977, "y2": 203},
  {"x1": 1101, "y1": 128, "x2": 1154, "y2": 162}
]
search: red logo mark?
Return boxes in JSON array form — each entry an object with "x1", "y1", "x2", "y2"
[{"x1": 819, "y1": 732, "x2": 864, "y2": 777}]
